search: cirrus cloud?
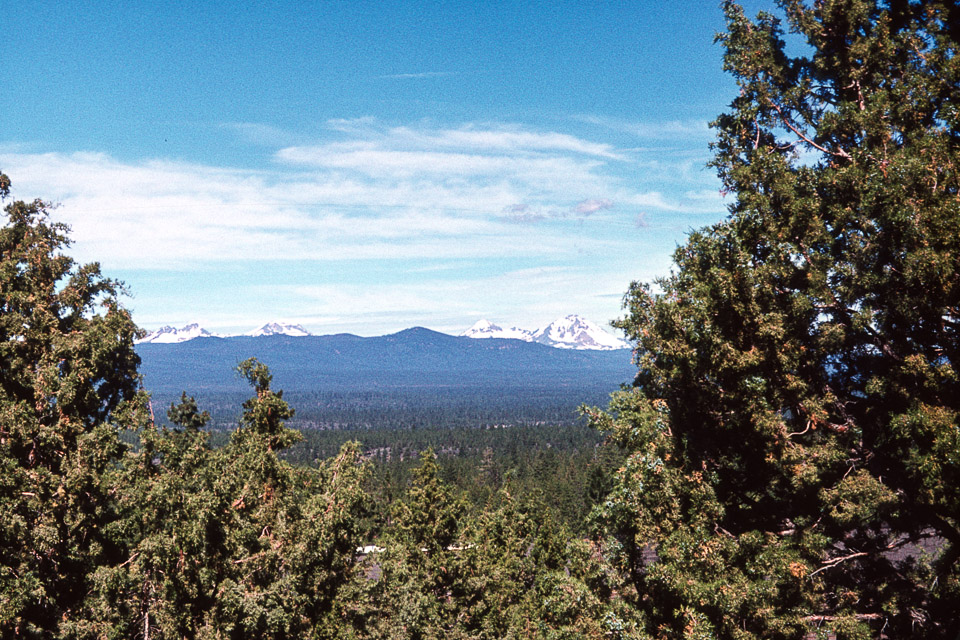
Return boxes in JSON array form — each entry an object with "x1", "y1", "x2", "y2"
[{"x1": 0, "y1": 119, "x2": 721, "y2": 274}]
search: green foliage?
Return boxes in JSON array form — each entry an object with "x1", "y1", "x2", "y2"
[
  {"x1": 340, "y1": 451, "x2": 633, "y2": 640},
  {"x1": 283, "y1": 421, "x2": 617, "y2": 536},
  {"x1": 91, "y1": 371, "x2": 370, "y2": 638},
  {"x1": 0, "y1": 174, "x2": 148, "y2": 637},
  {"x1": 590, "y1": 1, "x2": 960, "y2": 637}
]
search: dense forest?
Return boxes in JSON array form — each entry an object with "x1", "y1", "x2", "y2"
[
  {"x1": 144, "y1": 386, "x2": 616, "y2": 431},
  {"x1": 2, "y1": 1, "x2": 960, "y2": 638}
]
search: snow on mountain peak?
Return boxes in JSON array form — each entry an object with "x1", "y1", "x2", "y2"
[
  {"x1": 531, "y1": 314, "x2": 628, "y2": 350},
  {"x1": 463, "y1": 319, "x2": 499, "y2": 334},
  {"x1": 461, "y1": 319, "x2": 534, "y2": 341},
  {"x1": 245, "y1": 322, "x2": 312, "y2": 337},
  {"x1": 137, "y1": 323, "x2": 218, "y2": 344},
  {"x1": 462, "y1": 314, "x2": 629, "y2": 350}
]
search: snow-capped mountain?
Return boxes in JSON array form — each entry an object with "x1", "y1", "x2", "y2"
[
  {"x1": 461, "y1": 315, "x2": 629, "y2": 350},
  {"x1": 137, "y1": 323, "x2": 218, "y2": 344},
  {"x1": 531, "y1": 315, "x2": 629, "y2": 350},
  {"x1": 460, "y1": 319, "x2": 534, "y2": 341},
  {"x1": 245, "y1": 322, "x2": 312, "y2": 337},
  {"x1": 138, "y1": 316, "x2": 628, "y2": 349},
  {"x1": 139, "y1": 322, "x2": 312, "y2": 343}
]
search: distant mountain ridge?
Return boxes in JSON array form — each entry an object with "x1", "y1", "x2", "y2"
[
  {"x1": 138, "y1": 321, "x2": 310, "y2": 343},
  {"x1": 136, "y1": 326, "x2": 635, "y2": 396},
  {"x1": 137, "y1": 315, "x2": 630, "y2": 350},
  {"x1": 461, "y1": 315, "x2": 629, "y2": 350}
]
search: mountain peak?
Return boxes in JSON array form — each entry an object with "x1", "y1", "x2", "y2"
[
  {"x1": 137, "y1": 323, "x2": 218, "y2": 344},
  {"x1": 245, "y1": 322, "x2": 312, "y2": 337},
  {"x1": 531, "y1": 315, "x2": 629, "y2": 350},
  {"x1": 461, "y1": 314, "x2": 629, "y2": 350},
  {"x1": 461, "y1": 319, "x2": 533, "y2": 341},
  {"x1": 465, "y1": 319, "x2": 500, "y2": 333}
]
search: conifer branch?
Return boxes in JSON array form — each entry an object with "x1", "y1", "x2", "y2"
[{"x1": 767, "y1": 98, "x2": 852, "y2": 160}]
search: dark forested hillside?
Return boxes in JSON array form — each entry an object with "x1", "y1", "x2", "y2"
[
  {"x1": 136, "y1": 328, "x2": 633, "y2": 393},
  {"x1": 136, "y1": 329, "x2": 634, "y2": 429}
]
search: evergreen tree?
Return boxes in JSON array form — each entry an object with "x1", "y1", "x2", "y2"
[
  {"x1": 591, "y1": 1, "x2": 960, "y2": 638},
  {"x1": 87, "y1": 394, "x2": 220, "y2": 638},
  {"x1": 342, "y1": 455, "x2": 629, "y2": 640},
  {"x1": 457, "y1": 484, "x2": 631, "y2": 640},
  {"x1": 91, "y1": 362, "x2": 370, "y2": 639},
  {"x1": 196, "y1": 360, "x2": 370, "y2": 638},
  {"x1": 345, "y1": 449, "x2": 470, "y2": 639},
  {"x1": 0, "y1": 173, "x2": 147, "y2": 636}
]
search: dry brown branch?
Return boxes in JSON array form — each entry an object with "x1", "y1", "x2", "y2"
[
  {"x1": 232, "y1": 551, "x2": 266, "y2": 565},
  {"x1": 804, "y1": 613, "x2": 883, "y2": 622},
  {"x1": 809, "y1": 551, "x2": 868, "y2": 577}
]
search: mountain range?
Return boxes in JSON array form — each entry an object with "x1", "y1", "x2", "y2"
[
  {"x1": 135, "y1": 326, "x2": 637, "y2": 430},
  {"x1": 135, "y1": 326, "x2": 635, "y2": 398},
  {"x1": 138, "y1": 322, "x2": 308, "y2": 344},
  {"x1": 138, "y1": 315, "x2": 630, "y2": 351}
]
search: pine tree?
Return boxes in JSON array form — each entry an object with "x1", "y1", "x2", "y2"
[{"x1": 591, "y1": 2, "x2": 960, "y2": 638}]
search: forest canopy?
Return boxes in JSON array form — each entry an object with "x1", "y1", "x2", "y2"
[{"x1": 0, "y1": 176, "x2": 624, "y2": 637}]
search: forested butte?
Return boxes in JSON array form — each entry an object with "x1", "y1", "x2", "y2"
[{"x1": 1, "y1": 1, "x2": 959, "y2": 638}]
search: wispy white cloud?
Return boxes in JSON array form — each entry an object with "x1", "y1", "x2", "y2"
[
  {"x1": 575, "y1": 114, "x2": 712, "y2": 140},
  {"x1": 275, "y1": 120, "x2": 626, "y2": 186},
  {"x1": 320, "y1": 119, "x2": 625, "y2": 158},
  {"x1": 0, "y1": 119, "x2": 719, "y2": 276},
  {"x1": 574, "y1": 198, "x2": 614, "y2": 215}
]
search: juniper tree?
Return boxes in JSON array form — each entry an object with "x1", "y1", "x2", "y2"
[
  {"x1": 591, "y1": 1, "x2": 960, "y2": 638},
  {"x1": 90, "y1": 361, "x2": 371, "y2": 639},
  {"x1": 346, "y1": 449, "x2": 470, "y2": 639},
  {"x1": 0, "y1": 173, "x2": 147, "y2": 636}
]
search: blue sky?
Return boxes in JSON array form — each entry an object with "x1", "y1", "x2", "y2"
[{"x1": 2, "y1": 0, "x2": 778, "y2": 336}]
